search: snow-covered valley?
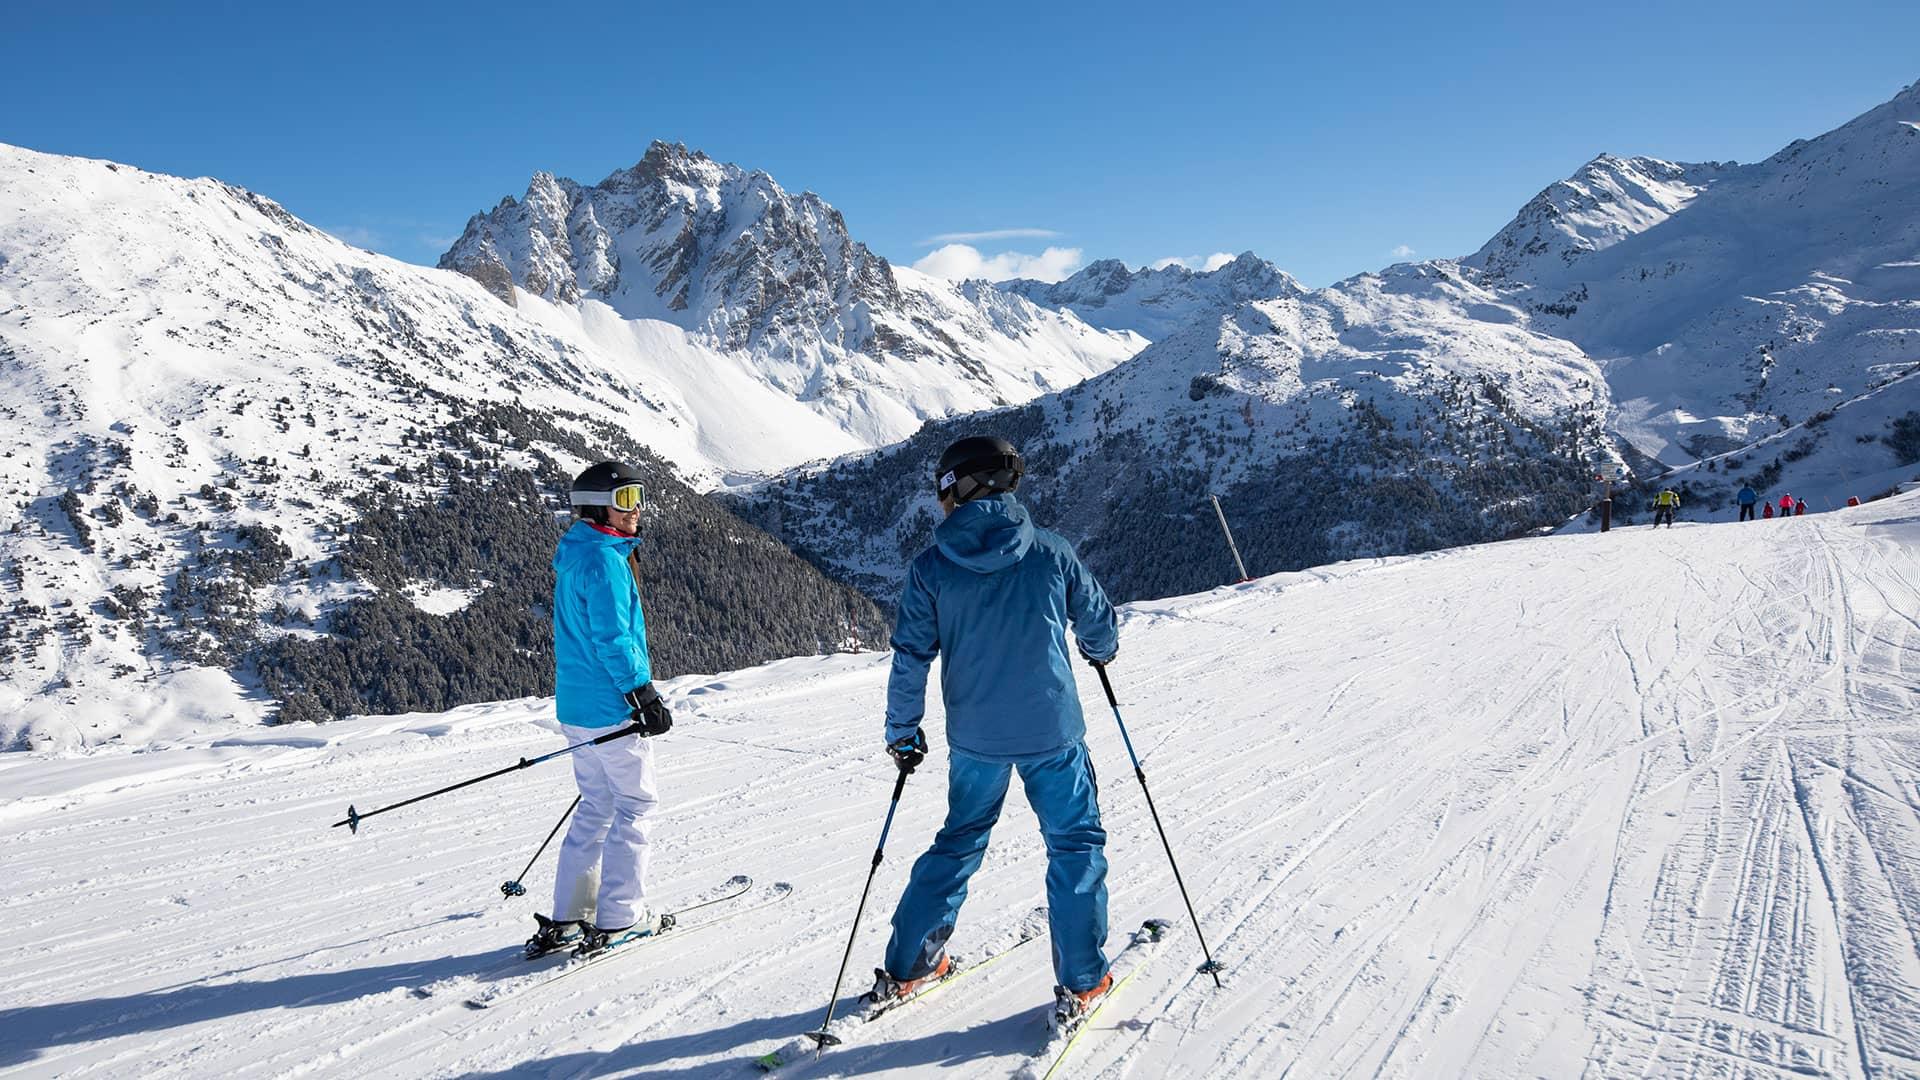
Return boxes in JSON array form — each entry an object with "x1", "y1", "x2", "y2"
[{"x1": 4, "y1": 493, "x2": 1917, "y2": 1078}]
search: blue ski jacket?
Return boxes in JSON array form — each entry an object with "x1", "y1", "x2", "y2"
[
  {"x1": 553, "y1": 520, "x2": 652, "y2": 728},
  {"x1": 1737, "y1": 486, "x2": 1758, "y2": 506},
  {"x1": 885, "y1": 493, "x2": 1119, "y2": 763}
]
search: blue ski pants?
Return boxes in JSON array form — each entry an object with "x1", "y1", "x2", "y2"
[{"x1": 885, "y1": 741, "x2": 1110, "y2": 992}]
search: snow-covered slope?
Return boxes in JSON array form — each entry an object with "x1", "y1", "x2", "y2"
[
  {"x1": 441, "y1": 142, "x2": 1143, "y2": 449},
  {"x1": 999, "y1": 252, "x2": 1302, "y2": 340},
  {"x1": 5, "y1": 492, "x2": 1917, "y2": 1077}
]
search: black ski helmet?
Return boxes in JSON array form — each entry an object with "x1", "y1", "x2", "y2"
[
  {"x1": 935, "y1": 436, "x2": 1023, "y2": 505},
  {"x1": 569, "y1": 460, "x2": 646, "y2": 520}
]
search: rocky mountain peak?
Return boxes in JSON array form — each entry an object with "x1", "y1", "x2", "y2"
[
  {"x1": 998, "y1": 251, "x2": 1301, "y2": 339},
  {"x1": 1467, "y1": 154, "x2": 1728, "y2": 283}
]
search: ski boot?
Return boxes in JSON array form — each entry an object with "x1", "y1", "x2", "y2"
[
  {"x1": 864, "y1": 952, "x2": 952, "y2": 1004},
  {"x1": 1050, "y1": 971, "x2": 1115, "y2": 1033},
  {"x1": 573, "y1": 908, "x2": 668, "y2": 957},
  {"x1": 524, "y1": 914, "x2": 584, "y2": 959}
]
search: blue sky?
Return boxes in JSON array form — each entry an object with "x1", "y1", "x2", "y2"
[{"x1": 4, "y1": 1, "x2": 1916, "y2": 287}]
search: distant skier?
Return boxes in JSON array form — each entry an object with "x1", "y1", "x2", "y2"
[
  {"x1": 1652, "y1": 487, "x2": 1680, "y2": 528},
  {"x1": 1764, "y1": 501, "x2": 1775, "y2": 519},
  {"x1": 1736, "y1": 484, "x2": 1758, "y2": 521},
  {"x1": 1796, "y1": 498, "x2": 1808, "y2": 516},
  {"x1": 1779, "y1": 493, "x2": 1795, "y2": 517},
  {"x1": 525, "y1": 461, "x2": 676, "y2": 958},
  {"x1": 877, "y1": 435, "x2": 1121, "y2": 1025}
]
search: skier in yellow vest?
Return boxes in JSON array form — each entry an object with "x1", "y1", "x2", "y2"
[{"x1": 1652, "y1": 488, "x2": 1680, "y2": 528}]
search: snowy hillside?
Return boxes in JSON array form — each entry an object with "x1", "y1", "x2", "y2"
[
  {"x1": 5, "y1": 493, "x2": 1917, "y2": 1077},
  {"x1": 747, "y1": 81, "x2": 1920, "y2": 599},
  {"x1": 739, "y1": 259, "x2": 1615, "y2": 602},
  {"x1": 1476, "y1": 80, "x2": 1920, "y2": 487},
  {"x1": 441, "y1": 142, "x2": 1143, "y2": 449},
  {"x1": 998, "y1": 253, "x2": 1302, "y2": 340},
  {"x1": 0, "y1": 144, "x2": 895, "y2": 749}
]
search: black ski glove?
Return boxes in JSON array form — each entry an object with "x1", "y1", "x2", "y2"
[
  {"x1": 887, "y1": 729, "x2": 928, "y2": 773},
  {"x1": 1077, "y1": 642, "x2": 1116, "y2": 668},
  {"x1": 623, "y1": 683, "x2": 673, "y2": 737}
]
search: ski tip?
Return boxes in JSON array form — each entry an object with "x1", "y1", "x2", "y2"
[
  {"x1": 753, "y1": 1051, "x2": 788, "y2": 1071},
  {"x1": 726, "y1": 873, "x2": 752, "y2": 887},
  {"x1": 803, "y1": 1029, "x2": 841, "y2": 1048},
  {"x1": 1140, "y1": 917, "x2": 1174, "y2": 941}
]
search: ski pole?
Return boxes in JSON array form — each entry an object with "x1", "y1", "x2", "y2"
[
  {"x1": 806, "y1": 762, "x2": 912, "y2": 1048},
  {"x1": 501, "y1": 794, "x2": 580, "y2": 899},
  {"x1": 332, "y1": 722, "x2": 644, "y2": 833},
  {"x1": 1092, "y1": 662, "x2": 1225, "y2": 987}
]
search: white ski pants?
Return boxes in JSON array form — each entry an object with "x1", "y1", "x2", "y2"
[{"x1": 551, "y1": 724, "x2": 659, "y2": 928}]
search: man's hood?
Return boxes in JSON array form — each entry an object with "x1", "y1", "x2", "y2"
[{"x1": 935, "y1": 493, "x2": 1035, "y2": 574}]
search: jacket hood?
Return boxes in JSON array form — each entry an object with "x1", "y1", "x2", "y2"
[
  {"x1": 936, "y1": 493, "x2": 1034, "y2": 574},
  {"x1": 554, "y1": 518, "x2": 642, "y2": 570}
]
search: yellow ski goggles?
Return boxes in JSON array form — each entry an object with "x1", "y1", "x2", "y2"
[{"x1": 570, "y1": 482, "x2": 646, "y2": 513}]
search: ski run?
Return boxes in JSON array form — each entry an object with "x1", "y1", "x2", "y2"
[{"x1": 4, "y1": 493, "x2": 1920, "y2": 1078}]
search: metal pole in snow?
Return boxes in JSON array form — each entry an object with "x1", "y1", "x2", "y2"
[{"x1": 1209, "y1": 493, "x2": 1251, "y2": 583}]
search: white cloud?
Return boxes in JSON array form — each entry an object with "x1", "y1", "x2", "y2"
[
  {"x1": 913, "y1": 244, "x2": 1083, "y2": 283},
  {"x1": 920, "y1": 227, "x2": 1063, "y2": 246},
  {"x1": 1391, "y1": 244, "x2": 1417, "y2": 259},
  {"x1": 321, "y1": 224, "x2": 383, "y2": 249},
  {"x1": 1147, "y1": 252, "x2": 1238, "y2": 272}
]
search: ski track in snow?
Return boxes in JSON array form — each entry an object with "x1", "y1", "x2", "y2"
[{"x1": 3, "y1": 498, "x2": 1919, "y2": 1078}]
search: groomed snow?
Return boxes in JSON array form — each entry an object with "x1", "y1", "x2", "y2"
[{"x1": 3, "y1": 494, "x2": 1918, "y2": 1077}]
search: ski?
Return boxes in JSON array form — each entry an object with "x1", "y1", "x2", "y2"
[
  {"x1": 462, "y1": 876, "x2": 789, "y2": 1009},
  {"x1": 752, "y1": 918, "x2": 1048, "y2": 1071},
  {"x1": 1018, "y1": 918, "x2": 1176, "y2": 1080},
  {"x1": 409, "y1": 873, "x2": 755, "y2": 1000}
]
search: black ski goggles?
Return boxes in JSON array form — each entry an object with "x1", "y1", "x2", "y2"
[{"x1": 570, "y1": 482, "x2": 645, "y2": 513}]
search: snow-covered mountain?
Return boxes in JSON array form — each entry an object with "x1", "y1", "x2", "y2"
[
  {"x1": 1467, "y1": 154, "x2": 1735, "y2": 282},
  {"x1": 441, "y1": 142, "x2": 1143, "y2": 449},
  {"x1": 6, "y1": 491, "x2": 1916, "y2": 1077},
  {"x1": 0, "y1": 144, "x2": 909, "y2": 750},
  {"x1": 998, "y1": 252, "x2": 1302, "y2": 339},
  {"x1": 744, "y1": 81, "x2": 1920, "y2": 601},
  {"x1": 0, "y1": 136, "x2": 1163, "y2": 750}
]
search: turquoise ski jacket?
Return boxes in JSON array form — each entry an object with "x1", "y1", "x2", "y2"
[
  {"x1": 553, "y1": 520, "x2": 651, "y2": 728},
  {"x1": 885, "y1": 493, "x2": 1119, "y2": 763}
]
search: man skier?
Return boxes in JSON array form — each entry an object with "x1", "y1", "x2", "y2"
[
  {"x1": 1652, "y1": 487, "x2": 1680, "y2": 528},
  {"x1": 876, "y1": 435, "x2": 1121, "y2": 1026},
  {"x1": 1736, "y1": 484, "x2": 1758, "y2": 521},
  {"x1": 525, "y1": 461, "x2": 675, "y2": 958}
]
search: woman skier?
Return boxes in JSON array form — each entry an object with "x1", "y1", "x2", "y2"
[{"x1": 525, "y1": 461, "x2": 675, "y2": 958}]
